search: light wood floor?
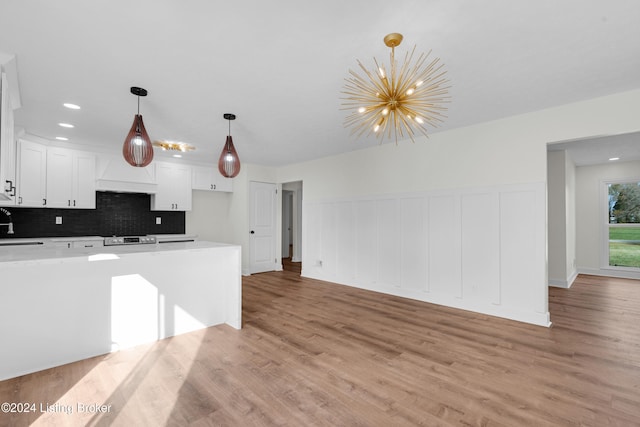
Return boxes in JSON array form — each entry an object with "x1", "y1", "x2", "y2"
[{"x1": 1, "y1": 273, "x2": 639, "y2": 426}]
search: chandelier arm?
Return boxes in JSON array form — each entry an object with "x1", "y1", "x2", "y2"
[
  {"x1": 348, "y1": 67, "x2": 389, "y2": 98},
  {"x1": 373, "y1": 58, "x2": 392, "y2": 94}
]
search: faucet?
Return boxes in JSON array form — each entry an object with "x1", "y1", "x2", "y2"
[{"x1": 0, "y1": 208, "x2": 14, "y2": 235}]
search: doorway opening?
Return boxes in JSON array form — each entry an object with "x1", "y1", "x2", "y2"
[{"x1": 281, "y1": 181, "x2": 302, "y2": 274}]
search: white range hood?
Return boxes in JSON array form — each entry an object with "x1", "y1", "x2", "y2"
[{"x1": 95, "y1": 154, "x2": 158, "y2": 194}]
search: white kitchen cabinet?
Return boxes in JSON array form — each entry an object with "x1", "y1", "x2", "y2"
[
  {"x1": 0, "y1": 72, "x2": 17, "y2": 205},
  {"x1": 51, "y1": 237, "x2": 104, "y2": 249},
  {"x1": 151, "y1": 162, "x2": 192, "y2": 211},
  {"x1": 46, "y1": 147, "x2": 96, "y2": 209},
  {"x1": 16, "y1": 139, "x2": 47, "y2": 207},
  {"x1": 45, "y1": 148, "x2": 73, "y2": 207},
  {"x1": 17, "y1": 141, "x2": 95, "y2": 209},
  {"x1": 192, "y1": 165, "x2": 233, "y2": 192}
]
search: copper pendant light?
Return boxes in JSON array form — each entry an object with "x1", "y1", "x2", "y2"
[
  {"x1": 123, "y1": 87, "x2": 154, "y2": 167},
  {"x1": 218, "y1": 113, "x2": 241, "y2": 178}
]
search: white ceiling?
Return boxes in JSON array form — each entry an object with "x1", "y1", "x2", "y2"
[
  {"x1": 1, "y1": 0, "x2": 639, "y2": 167},
  {"x1": 548, "y1": 131, "x2": 640, "y2": 166}
]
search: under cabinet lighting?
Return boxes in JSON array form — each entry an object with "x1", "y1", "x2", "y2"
[
  {"x1": 58, "y1": 123, "x2": 74, "y2": 128},
  {"x1": 63, "y1": 103, "x2": 81, "y2": 110}
]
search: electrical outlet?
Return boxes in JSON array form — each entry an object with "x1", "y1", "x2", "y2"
[
  {"x1": 55, "y1": 216, "x2": 63, "y2": 225},
  {"x1": 156, "y1": 217, "x2": 162, "y2": 225}
]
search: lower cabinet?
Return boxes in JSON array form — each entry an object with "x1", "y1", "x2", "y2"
[{"x1": 51, "y1": 238, "x2": 104, "y2": 249}]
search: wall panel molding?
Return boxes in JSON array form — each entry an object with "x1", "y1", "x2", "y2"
[{"x1": 302, "y1": 182, "x2": 550, "y2": 326}]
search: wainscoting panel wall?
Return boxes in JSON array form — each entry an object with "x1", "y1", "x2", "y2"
[{"x1": 302, "y1": 182, "x2": 550, "y2": 326}]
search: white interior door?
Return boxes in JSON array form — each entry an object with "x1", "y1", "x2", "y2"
[{"x1": 250, "y1": 181, "x2": 277, "y2": 274}]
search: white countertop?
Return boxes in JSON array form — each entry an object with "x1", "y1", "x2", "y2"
[{"x1": 0, "y1": 240, "x2": 235, "y2": 264}]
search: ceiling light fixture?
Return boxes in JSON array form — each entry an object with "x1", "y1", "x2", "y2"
[
  {"x1": 342, "y1": 33, "x2": 450, "y2": 143},
  {"x1": 609, "y1": 157, "x2": 620, "y2": 161},
  {"x1": 152, "y1": 140, "x2": 196, "y2": 152},
  {"x1": 58, "y1": 122, "x2": 74, "y2": 128},
  {"x1": 218, "y1": 113, "x2": 241, "y2": 178},
  {"x1": 63, "y1": 103, "x2": 81, "y2": 110},
  {"x1": 55, "y1": 136, "x2": 69, "y2": 141},
  {"x1": 123, "y1": 86, "x2": 153, "y2": 167}
]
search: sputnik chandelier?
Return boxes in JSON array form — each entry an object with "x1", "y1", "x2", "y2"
[{"x1": 342, "y1": 33, "x2": 450, "y2": 143}]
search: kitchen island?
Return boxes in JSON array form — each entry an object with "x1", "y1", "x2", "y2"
[{"x1": 0, "y1": 241, "x2": 241, "y2": 380}]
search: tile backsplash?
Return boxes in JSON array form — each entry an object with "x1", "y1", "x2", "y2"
[{"x1": 2, "y1": 192, "x2": 185, "y2": 238}]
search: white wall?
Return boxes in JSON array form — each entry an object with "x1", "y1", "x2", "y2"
[
  {"x1": 547, "y1": 150, "x2": 577, "y2": 288},
  {"x1": 303, "y1": 183, "x2": 549, "y2": 325},
  {"x1": 576, "y1": 159, "x2": 640, "y2": 279},
  {"x1": 185, "y1": 190, "x2": 234, "y2": 243},
  {"x1": 566, "y1": 153, "x2": 577, "y2": 283}
]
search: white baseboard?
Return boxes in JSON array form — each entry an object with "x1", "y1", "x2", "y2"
[
  {"x1": 578, "y1": 267, "x2": 640, "y2": 280},
  {"x1": 548, "y1": 270, "x2": 578, "y2": 288}
]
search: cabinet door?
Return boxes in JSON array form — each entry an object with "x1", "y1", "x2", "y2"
[
  {"x1": 46, "y1": 148, "x2": 95, "y2": 209},
  {"x1": 192, "y1": 165, "x2": 233, "y2": 192},
  {"x1": 0, "y1": 72, "x2": 16, "y2": 205},
  {"x1": 152, "y1": 162, "x2": 192, "y2": 211},
  {"x1": 16, "y1": 140, "x2": 47, "y2": 207},
  {"x1": 46, "y1": 148, "x2": 73, "y2": 208},
  {"x1": 72, "y1": 152, "x2": 96, "y2": 209},
  {"x1": 192, "y1": 166, "x2": 215, "y2": 191}
]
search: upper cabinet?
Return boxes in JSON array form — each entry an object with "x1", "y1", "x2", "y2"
[
  {"x1": 16, "y1": 140, "x2": 95, "y2": 209},
  {"x1": 192, "y1": 165, "x2": 233, "y2": 193},
  {"x1": 151, "y1": 162, "x2": 192, "y2": 211},
  {"x1": 0, "y1": 72, "x2": 17, "y2": 205},
  {"x1": 16, "y1": 139, "x2": 46, "y2": 207},
  {"x1": 46, "y1": 147, "x2": 96, "y2": 208}
]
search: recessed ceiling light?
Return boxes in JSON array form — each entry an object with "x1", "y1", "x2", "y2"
[
  {"x1": 63, "y1": 103, "x2": 81, "y2": 110},
  {"x1": 58, "y1": 123, "x2": 74, "y2": 128},
  {"x1": 172, "y1": 154, "x2": 183, "y2": 158},
  {"x1": 609, "y1": 157, "x2": 620, "y2": 161},
  {"x1": 55, "y1": 136, "x2": 69, "y2": 141}
]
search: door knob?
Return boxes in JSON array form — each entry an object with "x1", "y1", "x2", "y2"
[{"x1": 250, "y1": 230, "x2": 255, "y2": 234}]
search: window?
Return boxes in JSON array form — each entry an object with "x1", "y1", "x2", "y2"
[{"x1": 607, "y1": 181, "x2": 640, "y2": 268}]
